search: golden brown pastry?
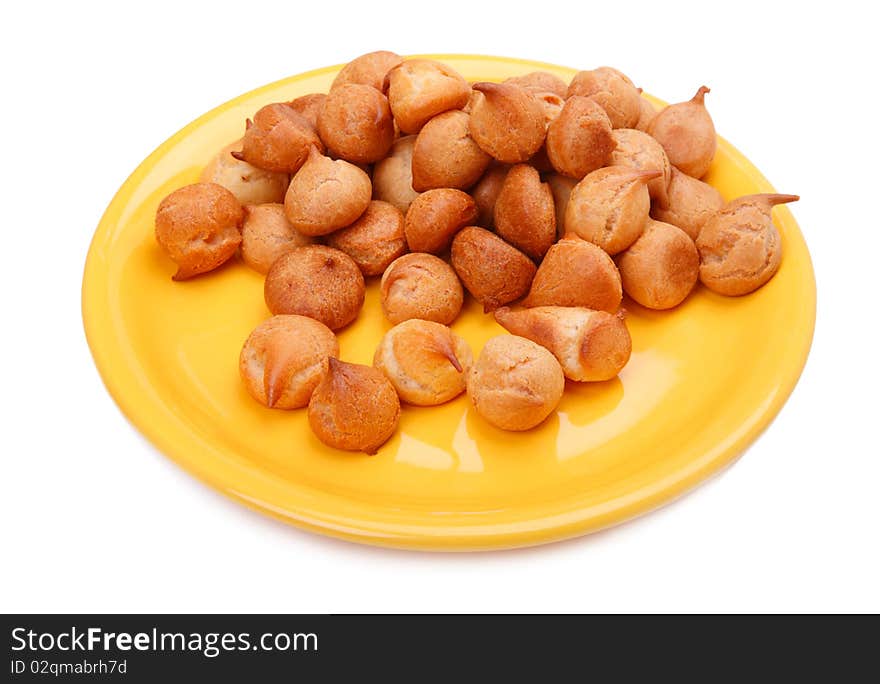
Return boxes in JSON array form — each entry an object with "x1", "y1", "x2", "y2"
[
  {"x1": 467, "y1": 334, "x2": 565, "y2": 431},
  {"x1": 286, "y1": 93, "x2": 327, "y2": 129},
  {"x1": 234, "y1": 103, "x2": 322, "y2": 173},
  {"x1": 371, "y1": 135, "x2": 421, "y2": 213},
  {"x1": 567, "y1": 67, "x2": 641, "y2": 129},
  {"x1": 532, "y1": 91, "x2": 566, "y2": 126},
  {"x1": 155, "y1": 182, "x2": 243, "y2": 281},
  {"x1": 200, "y1": 140, "x2": 289, "y2": 206},
  {"x1": 523, "y1": 233, "x2": 622, "y2": 312},
  {"x1": 504, "y1": 71, "x2": 569, "y2": 98},
  {"x1": 240, "y1": 203, "x2": 314, "y2": 274},
  {"x1": 308, "y1": 358, "x2": 400, "y2": 454},
  {"x1": 468, "y1": 82, "x2": 546, "y2": 163},
  {"x1": 325, "y1": 200, "x2": 407, "y2": 276},
  {"x1": 316, "y1": 83, "x2": 395, "y2": 164},
  {"x1": 239, "y1": 315, "x2": 339, "y2": 409},
  {"x1": 385, "y1": 59, "x2": 471, "y2": 134},
  {"x1": 565, "y1": 166, "x2": 659, "y2": 254},
  {"x1": 546, "y1": 174, "x2": 578, "y2": 238},
  {"x1": 284, "y1": 146, "x2": 371, "y2": 236},
  {"x1": 493, "y1": 164, "x2": 556, "y2": 260},
  {"x1": 648, "y1": 86, "x2": 716, "y2": 179},
  {"x1": 617, "y1": 219, "x2": 699, "y2": 309},
  {"x1": 471, "y1": 163, "x2": 509, "y2": 228},
  {"x1": 545, "y1": 96, "x2": 615, "y2": 179},
  {"x1": 494, "y1": 306, "x2": 631, "y2": 382},
  {"x1": 403, "y1": 188, "x2": 477, "y2": 254},
  {"x1": 650, "y1": 166, "x2": 724, "y2": 240},
  {"x1": 264, "y1": 245, "x2": 365, "y2": 330},
  {"x1": 450, "y1": 227, "x2": 537, "y2": 312},
  {"x1": 635, "y1": 94, "x2": 658, "y2": 133},
  {"x1": 332, "y1": 50, "x2": 403, "y2": 91},
  {"x1": 380, "y1": 253, "x2": 463, "y2": 324},
  {"x1": 611, "y1": 128, "x2": 672, "y2": 207},
  {"x1": 373, "y1": 319, "x2": 473, "y2": 406},
  {"x1": 697, "y1": 193, "x2": 798, "y2": 296},
  {"x1": 411, "y1": 110, "x2": 491, "y2": 191}
]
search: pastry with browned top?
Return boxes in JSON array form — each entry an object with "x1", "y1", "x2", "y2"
[
  {"x1": 546, "y1": 96, "x2": 615, "y2": 179},
  {"x1": 284, "y1": 146, "x2": 371, "y2": 236},
  {"x1": 239, "y1": 315, "x2": 339, "y2": 409},
  {"x1": 374, "y1": 320, "x2": 473, "y2": 406},
  {"x1": 264, "y1": 245, "x2": 365, "y2": 330},
  {"x1": 493, "y1": 164, "x2": 556, "y2": 260},
  {"x1": 317, "y1": 83, "x2": 395, "y2": 164},
  {"x1": 325, "y1": 200, "x2": 407, "y2": 277},
  {"x1": 617, "y1": 219, "x2": 699, "y2": 309},
  {"x1": 403, "y1": 188, "x2": 476, "y2": 254},
  {"x1": 308, "y1": 358, "x2": 400, "y2": 454},
  {"x1": 650, "y1": 167, "x2": 724, "y2": 240},
  {"x1": 240, "y1": 203, "x2": 314, "y2": 274},
  {"x1": 696, "y1": 193, "x2": 798, "y2": 296},
  {"x1": 332, "y1": 50, "x2": 403, "y2": 91},
  {"x1": 467, "y1": 335, "x2": 565, "y2": 431},
  {"x1": 234, "y1": 103, "x2": 322, "y2": 173},
  {"x1": 494, "y1": 306, "x2": 631, "y2": 382},
  {"x1": 648, "y1": 86, "x2": 716, "y2": 179},
  {"x1": 380, "y1": 253, "x2": 463, "y2": 325},
  {"x1": 468, "y1": 82, "x2": 546, "y2": 164},
  {"x1": 564, "y1": 166, "x2": 659, "y2": 255},
  {"x1": 567, "y1": 67, "x2": 641, "y2": 129},
  {"x1": 155, "y1": 182, "x2": 243, "y2": 281},
  {"x1": 371, "y1": 135, "x2": 421, "y2": 213},
  {"x1": 200, "y1": 140, "x2": 289, "y2": 206},
  {"x1": 451, "y1": 227, "x2": 536, "y2": 312},
  {"x1": 385, "y1": 59, "x2": 471, "y2": 134},
  {"x1": 411, "y1": 110, "x2": 491, "y2": 191}
]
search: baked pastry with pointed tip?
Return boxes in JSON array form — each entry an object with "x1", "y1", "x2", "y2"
[
  {"x1": 567, "y1": 67, "x2": 641, "y2": 129},
  {"x1": 697, "y1": 193, "x2": 798, "y2": 295},
  {"x1": 468, "y1": 82, "x2": 546, "y2": 163},
  {"x1": 493, "y1": 164, "x2": 556, "y2": 260},
  {"x1": 451, "y1": 227, "x2": 537, "y2": 312},
  {"x1": 155, "y1": 182, "x2": 243, "y2": 281},
  {"x1": 317, "y1": 83, "x2": 395, "y2": 164},
  {"x1": 308, "y1": 358, "x2": 400, "y2": 454},
  {"x1": 611, "y1": 128, "x2": 672, "y2": 207},
  {"x1": 284, "y1": 146, "x2": 372, "y2": 236},
  {"x1": 546, "y1": 96, "x2": 615, "y2": 179},
  {"x1": 200, "y1": 140, "x2": 289, "y2": 206},
  {"x1": 325, "y1": 200, "x2": 407, "y2": 277},
  {"x1": 494, "y1": 306, "x2": 631, "y2": 382},
  {"x1": 617, "y1": 219, "x2": 699, "y2": 309},
  {"x1": 411, "y1": 110, "x2": 491, "y2": 191},
  {"x1": 285, "y1": 93, "x2": 327, "y2": 129},
  {"x1": 650, "y1": 166, "x2": 724, "y2": 240},
  {"x1": 467, "y1": 334, "x2": 565, "y2": 431},
  {"x1": 404, "y1": 188, "x2": 476, "y2": 254},
  {"x1": 523, "y1": 233, "x2": 622, "y2": 312},
  {"x1": 240, "y1": 203, "x2": 314, "y2": 274},
  {"x1": 331, "y1": 50, "x2": 403, "y2": 92},
  {"x1": 239, "y1": 315, "x2": 339, "y2": 409},
  {"x1": 235, "y1": 103, "x2": 322, "y2": 173},
  {"x1": 374, "y1": 319, "x2": 473, "y2": 406},
  {"x1": 371, "y1": 135, "x2": 421, "y2": 213},
  {"x1": 565, "y1": 166, "x2": 659, "y2": 254},
  {"x1": 385, "y1": 59, "x2": 471, "y2": 134},
  {"x1": 648, "y1": 86, "x2": 716, "y2": 179},
  {"x1": 380, "y1": 253, "x2": 463, "y2": 325},
  {"x1": 264, "y1": 245, "x2": 365, "y2": 330}
]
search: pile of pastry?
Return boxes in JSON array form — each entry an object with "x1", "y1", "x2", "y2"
[{"x1": 154, "y1": 51, "x2": 798, "y2": 453}]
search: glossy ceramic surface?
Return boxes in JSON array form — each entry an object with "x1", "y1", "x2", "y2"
[{"x1": 82, "y1": 55, "x2": 816, "y2": 550}]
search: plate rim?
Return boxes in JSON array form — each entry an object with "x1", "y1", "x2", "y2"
[{"x1": 81, "y1": 54, "x2": 817, "y2": 551}]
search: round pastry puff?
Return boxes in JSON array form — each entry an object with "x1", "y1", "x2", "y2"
[
  {"x1": 467, "y1": 334, "x2": 565, "y2": 432},
  {"x1": 239, "y1": 315, "x2": 339, "y2": 410},
  {"x1": 374, "y1": 320, "x2": 473, "y2": 406}
]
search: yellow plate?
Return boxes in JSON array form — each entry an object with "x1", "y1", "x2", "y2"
[{"x1": 82, "y1": 55, "x2": 815, "y2": 551}]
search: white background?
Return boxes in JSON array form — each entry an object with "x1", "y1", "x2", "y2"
[{"x1": 2, "y1": 0, "x2": 878, "y2": 613}]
